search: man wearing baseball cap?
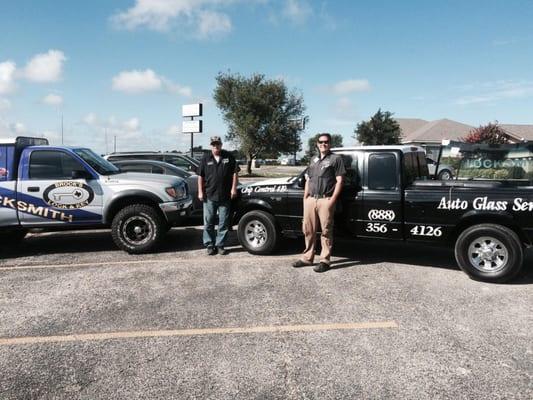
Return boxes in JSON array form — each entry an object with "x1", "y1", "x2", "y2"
[{"x1": 198, "y1": 136, "x2": 239, "y2": 255}]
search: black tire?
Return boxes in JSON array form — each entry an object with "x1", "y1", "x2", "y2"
[
  {"x1": 237, "y1": 210, "x2": 278, "y2": 255},
  {"x1": 111, "y1": 204, "x2": 165, "y2": 254},
  {"x1": 0, "y1": 229, "x2": 27, "y2": 246},
  {"x1": 437, "y1": 169, "x2": 453, "y2": 180},
  {"x1": 455, "y1": 224, "x2": 523, "y2": 283}
]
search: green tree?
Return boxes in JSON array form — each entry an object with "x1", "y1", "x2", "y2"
[
  {"x1": 214, "y1": 72, "x2": 305, "y2": 174},
  {"x1": 461, "y1": 122, "x2": 510, "y2": 144},
  {"x1": 301, "y1": 133, "x2": 343, "y2": 164},
  {"x1": 354, "y1": 109, "x2": 401, "y2": 145}
]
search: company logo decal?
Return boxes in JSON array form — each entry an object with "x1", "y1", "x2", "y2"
[
  {"x1": 368, "y1": 209, "x2": 396, "y2": 221},
  {"x1": 241, "y1": 185, "x2": 288, "y2": 196},
  {"x1": 43, "y1": 181, "x2": 94, "y2": 209},
  {"x1": 437, "y1": 196, "x2": 533, "y2": 212}
]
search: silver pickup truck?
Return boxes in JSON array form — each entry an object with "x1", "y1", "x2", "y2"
[{"x1": 0, "y1": 137, "x2": 192, "y2": 253}]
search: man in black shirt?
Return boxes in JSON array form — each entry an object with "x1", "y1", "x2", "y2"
[
  {"x1": 198, "y1": 136, "x2": 239, "y2": 255},
  {"x1": 292, "y1": 133, "x2": 346, "y2": 272}
]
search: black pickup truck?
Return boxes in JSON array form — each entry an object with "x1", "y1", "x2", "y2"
[{"x1": 235, "y1": 142, "x2": 533, "y2": 283}]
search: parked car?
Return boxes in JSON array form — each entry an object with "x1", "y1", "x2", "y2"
[
  {"x1": 111, "y1": 159, "x2": 202, "y2": 217},
  {"x1": 104, "y1": 151, "x2": 200, "y2": 174},
  {"x1": 426, "y1": 157, "x2": 454, "y2": 180},
  {"x1": 280, "y1": 157, "x2": 298, "y2": 166}
]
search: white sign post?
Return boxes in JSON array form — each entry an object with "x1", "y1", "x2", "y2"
[{"x1": 182, "y1": 103, "x2": 203, "y2": 157}]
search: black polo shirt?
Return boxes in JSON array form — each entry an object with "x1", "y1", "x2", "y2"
[
  {"x1": 199, "y1": 150, "x2": 238, "y2": 201},
  {"x1": 307, "y1": 151, "x2": 346, "y2": 197}
]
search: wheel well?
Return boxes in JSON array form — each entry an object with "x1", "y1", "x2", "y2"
[
  {"x1": 235, "y1": 205, "x2": 278, "y2": 228},
  {"x1": 105, "y1": 196, "x2": 163, "y2": 224},
  {"x1": 451, "y1": 215, "x2": 530, "y2": 246}
]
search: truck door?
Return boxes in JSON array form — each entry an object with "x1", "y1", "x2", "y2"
[
  {"x1": 357, "y1": 152, "x2": 403, "y2": 240},
  {"x1": 0, "y1": 144, "x2": 19, "y2": 226},
  {"x1": 17, "y1": 149, "x2": 104, "y2": 225}
]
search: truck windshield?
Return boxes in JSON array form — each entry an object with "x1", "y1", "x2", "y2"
[
  {"x1": 439, "y1": 141, "x2": 533, "y2": 181},
  {"x1": 73, "y1": 148, "x2": 121, "y2": 175}
]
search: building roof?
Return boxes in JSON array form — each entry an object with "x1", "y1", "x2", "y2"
[
  {"x1": 500, "y1": 124, "x2": 533, "y2": 141},
  {"x1": 400, "y1": 118, "x2": 474, "y2": 144},
  {"x1": 394, "y1": 118, "x2": 429, "y2": 136}
]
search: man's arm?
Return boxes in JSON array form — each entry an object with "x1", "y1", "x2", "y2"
[
  {"x1": 231, "y1": 173, "x2": 238, "y2": 198},
  {"x1": 303, "y1": 179, "x2": 310, "y2": 199},
  {"x1": 198, "y1": 175, "x2": 205, "y2": 201},
  {"x1": 329, "y1": 175, "x2": 344, "y2": 205}
]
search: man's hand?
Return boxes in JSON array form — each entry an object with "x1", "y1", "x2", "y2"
[
  {"x1": 231, "y1": 188, "x2": 238, "y2": 199},
  {"x1": 198, "y1": 192, "x2": 204, "y2": 202}
]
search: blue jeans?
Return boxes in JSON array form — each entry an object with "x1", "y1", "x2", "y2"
[{"x1": 203, "y1": 199, "x2": 231, "y2": 248}]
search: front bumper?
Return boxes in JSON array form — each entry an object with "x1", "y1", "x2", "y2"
[{"x1": 159, "y1": 197, "x2": 193, "y2": 224}]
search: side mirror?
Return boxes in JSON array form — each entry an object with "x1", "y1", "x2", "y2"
[
  {"x1": 297, "y1": 175, "x2": 306, "y2": 188},
  {"x1": 71, "y1": 169, "x2": 92, "y2": 180}
]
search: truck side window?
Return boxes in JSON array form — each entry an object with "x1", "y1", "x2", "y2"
[
  {"x1": 120, "y1": 164, "x2": 152, "y2": 173},
  {"x1": 403, "y1": 152, "x2": 417, "y2": 185},
  {"x1": 340, "y1": 154, "x2": 360, "y2": 187},
  {"x1": 368, "y1": 153, "x2": 397, "y2": 190},
  {"x1": 29, "y1": 151, "x2": 84, "y2": 180}
]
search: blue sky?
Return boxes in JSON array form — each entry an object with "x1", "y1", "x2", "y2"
[{"x1": 1, "y1": 0, "x2": 532, "y2": 154}]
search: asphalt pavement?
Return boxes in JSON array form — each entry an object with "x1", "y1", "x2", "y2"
[{"x1": 0, "y1": 228, "x2": 532, "y2": 399}]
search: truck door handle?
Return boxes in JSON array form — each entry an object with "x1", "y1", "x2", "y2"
[{"x1": 28, "y1": 186, "x2": 40, "y2": 192}]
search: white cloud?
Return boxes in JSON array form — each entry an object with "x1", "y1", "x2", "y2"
[
  {"x1": 455, "y1": 80, "x2": 533, "y2": 105},
  {"x1": 164, "y1": 79, "x2": 192, "y2": 97},
  {"x1": 328, "y1": 79, "x2": 371, "y2": 95},
  {"x1": 111, "y1": 0, "x2": 239, "y2": 38},
  {"x1": 0, "y1": 98, "x2": 11, "y2": 111},
  {"x1": 112, "y1": 69, "x2": 163, "y2": 93},
  {"x1": 112, "y1": 69, "x2": 192, "y2": 97},
  {"x1": 23, "y1": 50, "x2": 66, "y2": 82},
  {"x1": 42, "y1": 93, "x2": 63, "y2": 106},
  {"x1": 81, "y1": 113, "x2": 143, "y2": 141},
  {"x1": 283, "y1": 0, "x2": 312, "y2": 25},
  {"x1": 123, "y1": 117, "x2": 140, "y2": 131},
  {"x1": 41, "y1": 130, "x2": 61, "y2": 142},
  {"x1": 197, "y1": 10, "x2": 232, "y2": 38},
  {"x1": 0, "y1": 61, "x2": 17, "y2": 95}
]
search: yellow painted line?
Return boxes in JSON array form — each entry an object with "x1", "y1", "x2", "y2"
[
  {"x1": 0, "y1": 256, "x2": 296, "y2": 271},
  {"x1": 0, "y1": 321, "x2": 398, "y2": 346}
]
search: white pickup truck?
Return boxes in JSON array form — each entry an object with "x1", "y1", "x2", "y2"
[{"x1": 0, "y1": 137, "x2": 192, "y2": 253}]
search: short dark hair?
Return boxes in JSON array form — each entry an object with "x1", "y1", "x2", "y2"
[{"x1": 317, "y1": 133, "x2": 332, "y2": 142}]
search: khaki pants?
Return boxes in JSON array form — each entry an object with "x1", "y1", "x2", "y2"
[{"x1": 301, "y1": 196, "x2": 334, "y2": 265}]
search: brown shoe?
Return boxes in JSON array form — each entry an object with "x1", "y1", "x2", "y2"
[{"x1": 292, "y1": 259, "x2": 311, "y2": 268}]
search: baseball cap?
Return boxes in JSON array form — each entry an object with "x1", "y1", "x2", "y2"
[{"x1": 210, "y1": 135, "x2": 222, "y2": 145}]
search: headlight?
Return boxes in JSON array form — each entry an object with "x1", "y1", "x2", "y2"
[{"x1": 166, "y1": 182, "x2": 188, "y2": 200}]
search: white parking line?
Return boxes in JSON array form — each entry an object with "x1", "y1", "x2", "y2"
[
  {"x1": 0, "y1": 256, "x2": 297, "y2": 271},
  {"x1": 0, "y1": 321, "x2": 398, "y2": 346}
]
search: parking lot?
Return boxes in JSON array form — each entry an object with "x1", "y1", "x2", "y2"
[{"x1": 1, "y1": 227, "x2": 532, "y2": 399}]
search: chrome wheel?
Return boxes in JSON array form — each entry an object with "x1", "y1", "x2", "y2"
[
  {"x1": 468, "y1": 236, "x2": 508, "y2": 273},
  {"x1": 122, "y1": 215, "x2": 153, "y2": 246},
  {"x1": 244, "y1": 219, "x2": 268, "y2": 248},
  {"x1": 438, "y1": 170, "x2": 452, "y2": 180}
]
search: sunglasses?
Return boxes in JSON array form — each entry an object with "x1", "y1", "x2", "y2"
[{"x1": 317, "y1": 140, "x2": 330, "y2": 144}]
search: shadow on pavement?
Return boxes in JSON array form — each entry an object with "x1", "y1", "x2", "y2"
[{"x1": 1, "y1": 227, "x2": 532, "y2": 284}]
